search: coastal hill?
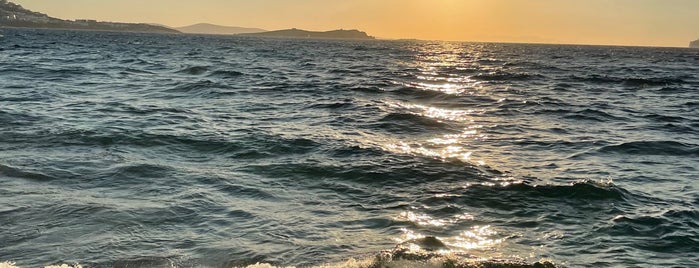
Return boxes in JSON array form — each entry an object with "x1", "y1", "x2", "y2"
[
  {"x1": 691, "y1": 39, "x2": 699, "y2": 48},
  {"x1": 1, "y1": 0, "x2": 374, "y2": 38},
  {"x1": 242, "y1": 28, "x2": 374, "y2": 40},
  {"x1": 176, "y1": 23, "x2": 265, "y2": 35},
  {"x1": 0, "y1": 0, "x2": 178, "y2": 34}
]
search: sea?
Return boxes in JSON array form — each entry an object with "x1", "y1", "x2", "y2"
[{"x1": 0, "y1": 28, "x2": 697, "y2": 268}]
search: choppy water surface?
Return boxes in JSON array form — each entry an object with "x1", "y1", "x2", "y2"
[{"x1": 1, "y1": 28, "x2": 698, "y2": 267}]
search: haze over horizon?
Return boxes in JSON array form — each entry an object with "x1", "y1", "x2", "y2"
[{"x1": 10, "y1": 0, "x2": 699, "y2": 47}]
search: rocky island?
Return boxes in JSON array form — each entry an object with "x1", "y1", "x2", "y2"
[
  {"x1": 242, "y1": 28, "x2": 374, "y2": 40},
  {"x1": 0, "y1": 0, "x2": 178, "y2": 34},
  {"x1": 691, "y1": 39, "x2": 699, "y2": 48}
]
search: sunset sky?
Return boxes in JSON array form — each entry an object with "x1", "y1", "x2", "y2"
[{"x1": 12, "y1": 0, "x2": 699, "y2": 47}]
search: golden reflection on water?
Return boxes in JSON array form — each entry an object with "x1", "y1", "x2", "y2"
[
  {"x1": 382, "y1": 141, "x2": 474, "y2": 163},
  {"x1": 397, "y1": 211, "x2": 476, "y2": 228},
  {"x1": 384, "y1": 101, "x2": 481, "y2": 122},
  {"x1": 405, "y1": 42, "x2": 487, "y2": 96},
  {"x1": 395, "y1": 217, "x2": 505, "y2": 253},
  {"x1": 450, "y1": 225, "x2": 504, "y2": 250},
  {"x1": 349, "y1": 43, "x2": 540, "y2": 261},
  {"x1": 399, "y1": 211, "x2": 448, "y2": 227},
  {"x1": 388, "y1": 42, "x2": 509, "y2": 254},
  {"x1": 379, "y1": 99, "x2": 487, "y2": 164},
  {"x1": 379, "y1": 125, "x2": 486, "y2": 164},
  {"x1": 376, "y1": 42, "x2": 493, "y2": 166},
  {"x1": 389, "y1": 179, "x2": 533, "y2": 257},
  {"x1": 415, "y1": 82, "x2": 471, "y2": 95},
  {"x1": 390, "y1": 183, "x2": 524, "y2": 255}
]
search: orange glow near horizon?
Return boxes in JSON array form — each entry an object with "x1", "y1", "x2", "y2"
[{"x1": 11, "y1": 0, "x2": 699, "y2": 47}]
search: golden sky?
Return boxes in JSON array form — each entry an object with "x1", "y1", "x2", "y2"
[{"x1": 12, "y1": 0, "x2": 699, "y2": 47}]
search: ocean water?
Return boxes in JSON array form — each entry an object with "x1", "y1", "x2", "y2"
[{"x1": 0, "y1": 28, "x2": 697, "y2": 268}]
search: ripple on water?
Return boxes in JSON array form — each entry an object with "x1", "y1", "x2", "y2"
[
  {"x1": 177, "y1": 66, "x2": 210, "y2": 75},
  {"x1": 598, "y1": 141, "x2": 699, "y2": 156}
]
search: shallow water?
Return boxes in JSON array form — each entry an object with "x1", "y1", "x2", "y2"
[{"x1": 0, "y1": 28, "x2": 698, "y2": 267}]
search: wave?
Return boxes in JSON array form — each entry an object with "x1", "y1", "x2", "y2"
[
  {"x1": 92, "y1": 102, "x2": 190, "y2": 116},
  {"x1": 598, "y1": 141, "x2": 699, "y2": 156},
  {"x1": 241, "y1": 155, "x2": 488, "y2": 188},
  {"x1": 1, "y1": 263, "x2": 83, "y2": 268},
  {"x1": 561, "y1": 108, "x2": 624, "y2": 122},
  {"x1": 308, "y1": 101, "x2": 356, "y2": 110},
  {"x1": 601, "y1": 209, "x2": 699, "y2": 253},
  {"x1": 118, "y1": 58, "x2": 154, "y2": 65},
  {"x1": 109, "y1": 163, "x2": 175, "y2": 180},
  {"x1": 375, "y1": 112, "x2": 454, "y2": 134},
  {"x1": 216, "y1": 182, "x2": 279, "y2": 200},
  {"x1": 347, "y1": 86, "x2": 386, "y2": 94},
  {"x1": 657, "y1": 86, "x2": 691, "y2": 93},
  {"x1": 393, "y1": 85, "x2": 458, "y2": 99},
  {"x1": 683, "y1": 101, "x2": 699, "y2": 107},
  {"x1": 241, "y1": 248, "x2": 557, "y2": 268},
  {"x1": 164, "y1": 79, "x2": 232, "y2": 93},
  {"x1": 120, "y1": 67, "x2": 155, "y2": 75},
  {"x1": 622, "y1": 77, "x2": 685, "y2": 87},
  {"x1": 647, "y1": 123, "x2": 696, "y2": 133},
  {"x1": 0, "y1": 164, "x2": 56, "y2": 181},
  {"x1": 0, "y1": 110, "x2": 42, "y2": 126},
  {"x1": 641, "y1": 113, "x2": 689, "y2": 123},
  {"x1": 569, "y1": 75, "x2": 685, "y2": 87},
  {"x1": 471, "y1": 72, "x2": 543, "y2": 82},
  {"x1": 528, "y1": 107, "x2": 624, "y2": 122},
  {"x1": 366, "y1": 248, "x2": 556, "y2": 268},
  {"x1": 3, "y1": 128, "x2": 320, "y2": 160},
  {"x1": 2, "y1": 248, "x2": 559, "y2": 268},
  {"x1": 208, "y1": 70, "x2": 245, "y2": 79},
  {"x1": 460, "y1": 180, "x2": 630, "y2": 201},
  {"x1": 177, "y1": 66, "x2": 210, "y2": 75}
]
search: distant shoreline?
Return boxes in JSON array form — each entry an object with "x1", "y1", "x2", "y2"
[
  {"x1": 240, "y1": 28, "x2": 375, "y2": 40},
  {"x1": 0, "y1": 26, "x2": 381, "y2": 42},
  {"x1": 1, "y1": 26, "x2": 692, "y2": 50},
  {"x1": 1, "y1": 0, "x2": 177, "y2": 34},
  {"x1": 0, "y1": 25, "x2": 181, "y2": 35}
]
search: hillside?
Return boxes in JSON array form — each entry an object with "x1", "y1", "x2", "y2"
[
  {"x1": 0, "y1": 0, "x2": 179, "y2": 34},
  {"x1": 691, "y1": 39, "x2": 699, "y2": 48},
  {"x1": 243, "y1": 28, "x2": 374, "y2": 40},
  {"x1": 177, "y1": 23, "x2": 265, "y2": 35}
]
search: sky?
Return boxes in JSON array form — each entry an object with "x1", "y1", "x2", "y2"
[{"x1": 12, "y1": 0, "x2": 699, "y2": 47}]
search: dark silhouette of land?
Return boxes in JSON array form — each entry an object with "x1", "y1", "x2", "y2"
[
  {"x1": 0, "y1": 0, "x2": 178, "y2": 33},
  {"x1": 691, "y1": 39, "x2": 699, "y2": 48},
  {"x1": 1, "y1": 1, "x2": 376, "y2": 39},
  {"x1": 176, "y1": 23, "x2": 265, "y2": 35},
  {"x1": 242, "y1": 28, "x2": 375, "y2": 40}
]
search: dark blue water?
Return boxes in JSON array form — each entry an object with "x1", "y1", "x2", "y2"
[{"x1": 1, "y1": 28, "x2": 698, "y2": 268}]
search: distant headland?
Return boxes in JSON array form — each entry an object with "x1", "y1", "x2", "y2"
[
  {"x1": 176, "y1": 23, "x2": 265, "y2": 35},
  {"x1": 241, "y1": 28, "x2": 374, "y2": 40},
  {"x1": 690, "y1": 39, "x2": 699, "y2": 48},
  {"x1": 0, "y1": 0, "x2": 178, "y2": 34}
]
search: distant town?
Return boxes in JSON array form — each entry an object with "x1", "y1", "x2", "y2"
[{"x1": 0, "y1": 0, "x2": 177, "y2": 33}]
